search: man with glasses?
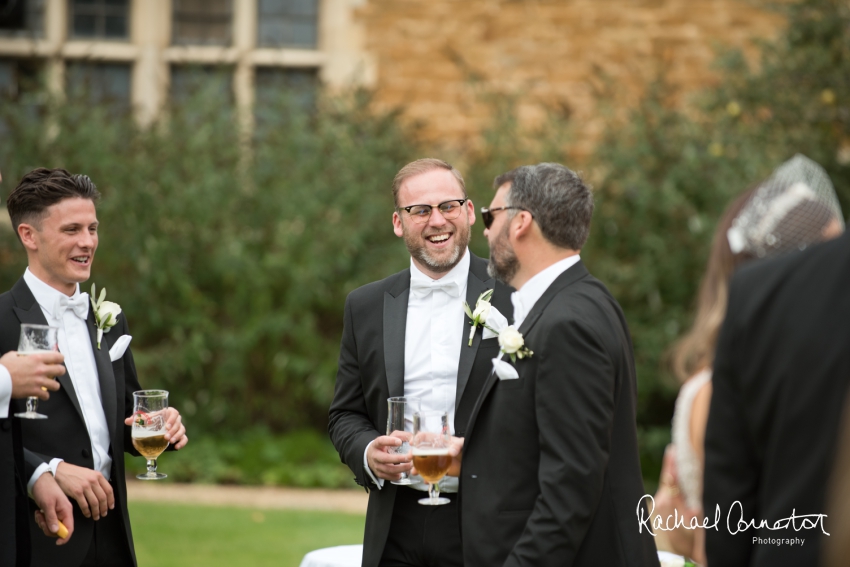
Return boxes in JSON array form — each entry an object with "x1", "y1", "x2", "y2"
[
  {"x1": 458, "y1": 164, "x2": 659, "y2": 566},
  {"x1": 329, "y1": 158, "x2": 513, "y2": 567}
]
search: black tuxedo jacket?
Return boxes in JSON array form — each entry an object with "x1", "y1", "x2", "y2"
[
  {"x1": 0, "y1": 403, "x2": 30, "y2": 567},
  {"x1": 704, "y1": 231, "x2": 850, "y2": 567},
  {"x1": 328, "y1": 253, "x2": 514, "y2": 567},
  {"x1": 460, "y1": 261, "x2": 659, "y2": 567},
  {"x1": 0, "y1": 277, "x2": 142, "y2": 567}
]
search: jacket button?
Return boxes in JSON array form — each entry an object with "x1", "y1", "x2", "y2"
[{"x1": 82, "y1": 449, "x2": 91, "y2": 459}]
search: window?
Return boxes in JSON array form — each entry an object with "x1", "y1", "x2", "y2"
[
  {"x1": 66, "y1": 61, "x2": 131, "y2": 109},
  {"x1": 0, "y1": 0, "x2": 44, "y2": 38},
  {"x1": 170, "y1": 65, "x2": 233, "y2": 103},
  {"x1": 257, "y1": 0, "x2": 318, "y2": 49},
  {"x1": 69, "y1": 0, "x2": 129, "y2": 40},
  {"x1": 172, "y1": 0, "x2": 232, "y2": 46},
  {"x1": 0, "y1": 57, "x2": 42, "y2": 97},
  {"x1": 254, "y1": 67, "x2": 317, "y2": 134}
]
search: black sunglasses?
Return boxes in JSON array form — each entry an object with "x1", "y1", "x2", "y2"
[{"x1": 480, "y1": 206, "x2": 527, "y2": 229}]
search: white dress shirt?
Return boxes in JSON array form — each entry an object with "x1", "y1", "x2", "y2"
[
  {"x1": 0, "y1": 365, "x2": 11, "y2": 418},
  {"x1": 364, "y1": 250, "x2": 470, "y2": 491},
  {"x1": 24, "y1": 269, "x2": 113, "y2": 490},
  {"x1": 511, "y1": 254, "x2": 581, "y2": 328}
]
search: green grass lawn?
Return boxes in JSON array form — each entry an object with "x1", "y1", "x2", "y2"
[{"x1": 129, "y1": 502, "x2": 365, "y2": 567}]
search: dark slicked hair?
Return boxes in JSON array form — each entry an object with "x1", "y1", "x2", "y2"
[
  {"x1": 506, "y1": 163, "x2": 593, "y2": 250},
  {"x1": 6, "y1": 168, "x2": 101, "y2": 238}
]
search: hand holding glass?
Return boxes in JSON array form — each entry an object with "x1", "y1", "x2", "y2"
[
  {"x1": 412, "y1": 411, "x2": 452, "y2": 505},
  {"x1": 14, "y1": 324, "x2": 59, "y2": 420},
  {"x1": 132, "y1": 390, "x2": 170, "y2": 480},
  {"x1": 387, "y1": 396, "x2": 418, "y2": 485}
]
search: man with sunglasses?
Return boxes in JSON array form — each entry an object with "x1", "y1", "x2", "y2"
[
  {"x1": 329, "y1": 158, "x2": 513, "y2": 567},
  {"x1": 458, "y1": 163, "x2": 659, "y2": 566}
]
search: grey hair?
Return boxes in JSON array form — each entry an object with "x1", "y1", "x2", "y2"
[{"x1": 505, "y1": 163, "x2": 593, "y2": 250}]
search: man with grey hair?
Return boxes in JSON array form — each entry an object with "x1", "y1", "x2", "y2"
[
  {"x1": 457, "y1": 163, "x2": 659, "y2": 566},
  {"x1": 329, "y1": 158, "x2": 513, "y2": 567}
]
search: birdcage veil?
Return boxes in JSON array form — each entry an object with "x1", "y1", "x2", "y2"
[{"x1": 726, "y1": 154, "x2": 845, "y2": 259}]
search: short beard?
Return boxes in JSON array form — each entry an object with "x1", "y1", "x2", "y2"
[
  {"x1": 487, "y1": 224, "x2": 520, "y2": 284},
  {"x1": 402, "y1": 218, "x2": 471, "y2": 274}
]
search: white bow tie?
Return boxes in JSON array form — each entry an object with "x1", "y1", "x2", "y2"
[
  {"x1": 410, "y1": 275, "x2": 461, "y2": 298},
  {"x1": 53, "y1": 293, "x2": 89, "y2": 321}
]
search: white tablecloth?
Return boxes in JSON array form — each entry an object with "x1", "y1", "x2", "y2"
[{"x1": 299, "y1": 545, "x2": 363, "y2": 567}]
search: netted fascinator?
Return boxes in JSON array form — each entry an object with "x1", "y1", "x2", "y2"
[{"x1": 727, "y1": 154, "x2": 844, "y2": 259}]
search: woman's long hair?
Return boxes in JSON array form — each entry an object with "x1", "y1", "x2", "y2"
[{"x1": 669, "y1": 189, "x2": 755, "y2": 382}]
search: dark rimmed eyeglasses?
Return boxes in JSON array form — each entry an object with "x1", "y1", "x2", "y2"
[
  {"x1": 480, "y1": 206, "x2": 528, "y2": 229},
  {"x1": 397, "y1": 199, "x2": 467, "y2": 224}
]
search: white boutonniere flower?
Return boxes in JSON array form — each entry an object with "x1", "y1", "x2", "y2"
[
  {"x1": 90, "y1": 283, "x2": 121, "y2": 349},
  {"x1": 463, "y1": 289, "x2": 494, "y2": 346},
  {"x1": 498, "y1": 325, "x2": 533, "y2": 363}
]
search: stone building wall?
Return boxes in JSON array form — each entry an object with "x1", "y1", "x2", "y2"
[{"x1": 354, "y1": 0, "x2": 786, "y2": 154}]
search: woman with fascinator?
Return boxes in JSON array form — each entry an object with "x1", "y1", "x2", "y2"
[{"x1": 651, "y1": 154, "x2": 844, "y2": 566}]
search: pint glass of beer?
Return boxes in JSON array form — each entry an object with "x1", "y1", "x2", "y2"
[
  {"x1": 412, "y1": 410, "x2": 451, "y2": 505},
  {"x1": 132, "y1": 390, "x2": 170, "y2": 480},
  {"x1": 388, "y1": 396, "x2": 419, "y2": 485}
]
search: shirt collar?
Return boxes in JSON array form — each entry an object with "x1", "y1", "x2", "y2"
[
  {"x1": 409, "y1": 247, "x2": 471, "y2": 290},
  {"x1": 23, "y1": 268, "x2": 81, "y2": 317},
  {"x1": 511, "y1": 254, "x2": 581, "y2": 328}
]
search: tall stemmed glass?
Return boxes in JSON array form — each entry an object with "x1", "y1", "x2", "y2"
[
  {"x1": 387, "y1": 396, "x2": 419, "y2": 486},
  {"x1": 132, "y1": 390, "x2": 170, "y2": 480},
  {"x1": 412, "y1": 410, "x2": 452, "y2": 505},
  {"x1": 14, "y1": 324, "x2": 59, "y2": 420}
]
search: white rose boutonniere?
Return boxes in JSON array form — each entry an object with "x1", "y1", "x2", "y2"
[
  {"x1": 498, "y1": 325, "x2": 533, "y2": 363},
  {"x1": 463, "y1": 289, "x2": 494, "y2": 346},
  {"x1": 90, "y1": 283, "x2": 121, "y2": 349}
]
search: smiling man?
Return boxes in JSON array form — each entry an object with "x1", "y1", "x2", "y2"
[
  {"x1": 329, "y1": 158, "x2": 513, "y2": 567},
  {"x1": 0, "y1": 168, "x2": 189, "y2": 567}
]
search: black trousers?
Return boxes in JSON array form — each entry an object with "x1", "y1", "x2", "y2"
[
  {"x1": 379, "y1": 486, "x2": 463, "y2": 567},
  {"x1": 80, "y1": 505, "x2": 133, "y2": 567}
]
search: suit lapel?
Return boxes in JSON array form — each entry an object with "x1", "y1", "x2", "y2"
[
  {"x1": 87, "y1": 305, "x2": 117, "y2": 446},
  {"x1": 467, "y1": 260, "x2": 590, "y2": 437},
  {"x1": 455, "y1": 255, "x2": 493, "y2": 410},
  {"x1": 10, "y1": 278, "x2": 86, "y2": 425},
  {"x1": 383, "y1": 271, "x2": 410, "y2": 398}
]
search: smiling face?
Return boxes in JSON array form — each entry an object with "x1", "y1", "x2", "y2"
[
  {"x1": 20, "y1": 197, "x2": 99, "y2": 295},
  {"x1": 392, "y1": 167, "x2": 475, "y2": 279}
]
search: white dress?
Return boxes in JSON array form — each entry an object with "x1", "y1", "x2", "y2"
[{"x1": 671, "y1": 368, "x2": 712, "y2": 510}]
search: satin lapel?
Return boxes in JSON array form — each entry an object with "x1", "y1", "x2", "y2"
[
  {"x1": 87, "y1": 306, "x2": 117, "y2": 446},
  {"x1": 10, "y1": 279, "x2": 86, "y2": 424},
  {"x1": 466, "y1": 260, "x2": 590, "y2": 441},
  {"x1": 455, "y1": 263, "x2": 491, "y2": 410},
  {"x1": 383, "y1": 273, "x2": 410, "y2": 399}
]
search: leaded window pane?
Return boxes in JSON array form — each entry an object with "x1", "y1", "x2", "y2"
[
  {"x1": 69, "y1": 0, "x2": 129, "y2": 39},
  {"x1": 172, "y1": 0, "x2": 232, "y2": 46},
  {"x1": 257, "y1": 0, "x2": 318, "y2": 49},
  {"x1": 0, "y1": 0, "x2": 45, "y2": 38}
]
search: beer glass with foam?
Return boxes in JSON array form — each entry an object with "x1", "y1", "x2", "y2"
[
  {"x1": 412, "y1": 410, "x2": 451, "y2": 505},
  {"x1": 132, "y1": 390, "x2": 170, "y2": 480}
]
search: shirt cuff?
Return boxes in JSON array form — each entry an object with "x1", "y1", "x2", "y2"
[
  {"x1": 27, "y1": 458, "x2": 64, "y2": 497},
  {"x1": 363, "y1": 440, "x2": 384, "y2": 490},
  {"x1": 0, "y1": 364, "x2": 11, "y2": 418}
]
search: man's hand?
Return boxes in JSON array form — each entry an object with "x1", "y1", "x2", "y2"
[
  {"x1": 123, "y1": 407, "x2": 188, "y2": 450},
  {"x1": 367, "y1": 434, "x2": 412, "y2": 481},
  {"x1": 32, "y1": 473, "x2": 74, "y2": 544},
  {"x1": 54, "y1": 462, "x2": 114, "y2": 520},
  {"x1": 411, "y1": 436, "x2": 464, "y2": 477},
  {"x1": 1, "y1": 350, "x2": 65, "y2": 400}
]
